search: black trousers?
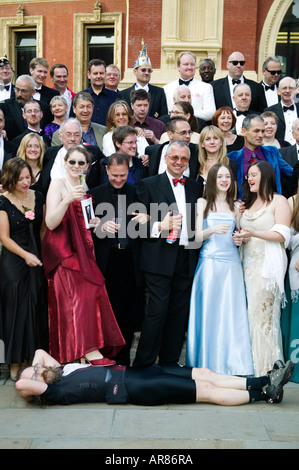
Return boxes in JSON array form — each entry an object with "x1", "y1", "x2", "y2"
[{"x1": 133, "y1": 246, "x2": 193, "y2": 367}]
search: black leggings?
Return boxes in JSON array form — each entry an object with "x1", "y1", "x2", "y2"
[{"x1": 124, "y1": 364, "x2": 197, "y2": 405}]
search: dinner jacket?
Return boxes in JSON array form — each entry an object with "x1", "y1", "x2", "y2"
[
  {"x1": 120, "y1": 83, "x2": 168, "y2": 119},
  {"x1": 211, "y1": 76, "x2": 267, "y2": 113},
  {"x1": 36, "y1": 85, "x2": 60, "y2": 105}
]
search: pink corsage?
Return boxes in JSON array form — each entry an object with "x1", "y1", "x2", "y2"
[{"x1": 23, "y1": 206, "x2": 35, "y2": 220}]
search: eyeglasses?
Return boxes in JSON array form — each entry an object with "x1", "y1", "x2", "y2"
[
  {"x1": 265, "y1": 69, "x2": 281, "y2": 75},
  {"x1": 32, "y1": 363, "x2": 41, "y2": 381},
  {"x1": 64, "y1": 132, "x2": 81, "y2": 139},
  {"x1": 67, "y1": 160, "x2": 86, "y2": 166},
  {"x1": 174, "y1": 130, "x2": 193, "y2": 136},
  {"x1": 24, "y1": 109, "x2": 41, "y2": 115},
  {"x1": 166, "y1": 155, "x2": 189, "y2": 163},
  {"x1": 122, "y1": 140, "x2": 137, "y2": 145},
  {"x1": 229, "y1": 61, "x2": 245, "y2": 66},
  {"x1": 169, "y1": 110, "x2": 184, "y2": 115}
]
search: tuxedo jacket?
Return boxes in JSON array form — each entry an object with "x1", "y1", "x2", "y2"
[
  {"x1": 120, "y1": 83, "x2": 168, "y2": 119},
  {"x1": 0, "y1": 98, "x2": 53, "y2": 140},
  {"x1": 12, "y1": 128, "x2": 49, "y2": 147},
  {"x1": 146, "y1": 141, "x2": 200, "y2": 180},
  {"x1": 37, "y1": 85, "x2": 60, "y2": 105},
  {"x1": 1, "y1": 139, "x2": 17, "y2": 171},
  {"x1": 51, "y1": 122, "x2": 107, "y2": 150},
  {"x1": 228, "y1": 145, "x2": 293, "y2": 198},
  {"x1": 88, "y1": 181, "x2": 142, "y2": 283},
  {"x1": 212, "y1": 76, "x2": 267, "y2": 113},
  {"x1": 265, "y1": 102, "x2": 299, "y2": 141},
  {"x1": 279, "y1": 144, "x2": 299, "y2": 198},
  {"x1": 37, "y1": 144, "x2": 105, "y2": 195},
  {"x1": 136, "y1": 172, "x2": 201, "y2": 277}
]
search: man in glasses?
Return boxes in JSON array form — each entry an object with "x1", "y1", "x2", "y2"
[
  {"x1": 261, "y1": 56, "x2": 281, "y2": 107},
  {"x1": 212, "y1": 51, "x2": 267, "y2": 113},
  {"x1": 120, "y1": 40, "x2": 168, "y2": 119},
  {"x1": 11, "y1": 99, "x2": 48, "y2": 147},
  {"x1": 265, "y1": 76, "x2": 299, "y2": 145},
  {"x1": 164, "y1": 51, "x2": 216, "y2": 122}
]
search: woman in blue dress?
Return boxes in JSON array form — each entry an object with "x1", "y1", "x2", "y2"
[{"x1": 186, "y1": 163, "x2": 254, "y2": 376}]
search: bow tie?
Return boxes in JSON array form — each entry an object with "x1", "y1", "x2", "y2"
[
  {"x1": 179, "y1": 78, "x2": 193, "y2": 86},
  {"x1": 235, "y1": 109, "x2": 248, "y2": 117},
  {"x1": 3, "y1": 85, "x2": 10, "y2": 91},
  {"x1": 264, "y1": 84, "x2": 275, "y2": 91},
  {"x1": 283, "y1": 105, "x2": 295, "y2": 112},
  {"x1": 232, "y1": 79, "x2": 241, "y2": 85},
  {"x1": 173, "y1": 177, "x2": 186, "y2": 186}
]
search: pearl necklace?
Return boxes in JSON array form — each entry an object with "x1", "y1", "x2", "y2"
[{"x1": 9, "y1": 191, "x2": 30, "y2": 204}]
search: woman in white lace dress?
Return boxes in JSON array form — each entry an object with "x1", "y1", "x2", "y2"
[{"x1": 233, "y1": 161, "x2": 291, "y2": 376}]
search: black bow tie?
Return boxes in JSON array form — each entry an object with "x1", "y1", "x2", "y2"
[
  {"x1": 235, "y1": 109, "x2": 248, "y2": 117},
  {"x1": 179, "y1": 78, "x2": 193, "y2": 86},
  {"x1": 4, "y1": 85, "x2": 10, "y2": 91},
  {"x1": 264, "y1": 84, "x2": 275, "y2": 91},
  {"x1": 283, "y1": 105, "x2": 295, "y2": 112},
  {"x1": 232, "y1": 79, "x2": 241, "y2": 85}
]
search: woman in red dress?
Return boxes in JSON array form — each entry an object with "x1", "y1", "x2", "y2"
[{"x1": 42, "y1": 145, "x2": 125, "y2": 365}]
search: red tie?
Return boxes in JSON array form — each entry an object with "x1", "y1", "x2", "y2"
[
  {"x1": 250, "y1": 153, "x2": 257, "y2": 164},
  {"x1": 173, "y1": 178, "x2": 186, "y2": 186}
]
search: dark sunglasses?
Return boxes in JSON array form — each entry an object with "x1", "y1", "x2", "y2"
[
  {"x1": 67, "y1": 160, "x2": 86, "y2": 166},
  {"x1": 265, "y1": 68, "x2": 281, "y2": 75},
  {"x1": 229, "y1": 61, "x2": 245, "y2": 66}
]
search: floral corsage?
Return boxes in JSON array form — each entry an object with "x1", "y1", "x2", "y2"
[{"x1": 23, "y1": 206, "x2": 35, "y2": 220}]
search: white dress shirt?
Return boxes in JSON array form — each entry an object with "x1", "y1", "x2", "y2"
[
  {"x1": 0, "y1": 82, "x2": 12, "y2": 102},
  {"x1": 0, "y1": 136, "x2": 4, "y2": 170},
  {"x1": 282, "y1": 101, "x2": 297, "y2": 145},
  {"x1": 228, "y1": 75, "x2": 244, "y2": 105},
  {"x1": 50, "y1": 146, "x2": 67, "y2": 180},
  {"x1": 262, "y1": 82, "x2": 279, "y2": 107}
]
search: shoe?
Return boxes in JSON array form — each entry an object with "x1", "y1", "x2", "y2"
[
  {"x1": 263, "y1": 360, "x2": 294, "y2": 400},
  {"x1": 266, "y1": 359, "x2": 285, "y2": 375},
  {"x1": 266, "y1": 389, "x2": 284, "y2": 404},
  {"x1": 85, "y1": 357, "x2": 116, "y2": 367}
]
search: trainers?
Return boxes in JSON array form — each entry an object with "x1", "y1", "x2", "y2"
[
  {"x1": 266, "y1": 389, "x2": 284, "y2": 404},
  {"x1": 263, "y1": 360, "x2": 294, "y2": 400},
  {"x1": 267, "y1": 359, "x2": 285, "y2": 375}
]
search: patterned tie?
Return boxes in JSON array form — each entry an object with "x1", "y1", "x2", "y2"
[
  {"x1": 173, "y1": 178, "x2": 186, "y2": 186},
  {"x1": 250, "y1": 153, "x2": 258, "y2": 164}
]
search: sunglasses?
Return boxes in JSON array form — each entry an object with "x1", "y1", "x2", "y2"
[
  {"x1": 265, "y1": 68, "x2": 281, "y2": 75},
  {"x1": 67, "y1": 160, "x2": 86, "y2": 166},
  {"x1": 166, "y1": 155, "x2": 189, "y2": 163},
  {"x1": 229, "y1": 61, "x2": 245, "y2": 66}
]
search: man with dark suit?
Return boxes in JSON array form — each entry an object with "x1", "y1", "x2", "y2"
[
  {"x1": 12, "y1": 99, "x2": 48, "y2": 147},
  {"x1": 232, "y1": 83, "x2": 258, "y2": 134},
  {"x1": 261, "y1": 56, "x2": 281, "y2": 107},
  {"x1": 265, "y1": 76, "x2": 299, "y2": 146},
  {"x1": 38, "y1": 118, "x2": 105, "y2": 195},
  {"x1": 133, "y1": 141, "x2": 201, "y2": 367},
  {"x1": 212, "y1": 51, "x2": 267, "y2": 113},
  {"x1": 0, "y1": 56, "x2": 15, "y2": 102},
  {"x1": 146, "y1": 116, "x2": 199, "y2": 180},
  {"x1": 228, "y1": 114, "x2": 293, "y2": 199},
  {"x1": 29, "y1": 57, "x2": 60, "y2": 104},
  {"x1": 0, "y1": 110, "x2": 17, "y2": 192},
  {"x1": 0, "y1": 74, "x2": 52, "y2": 141},
  {"x1": 279, "y1": 118, "x2": 299, "y2": 197},
  {"x1": 120, "y1": 40, "x2": 168, "y2": 119},
  {"x1": 89, "y1": 153, "x2": 146, "y2": 365}
]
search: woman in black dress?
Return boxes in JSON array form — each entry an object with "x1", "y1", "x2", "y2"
[{"x1": 0, "y1": 158, "x2": 48, "y2": 380}]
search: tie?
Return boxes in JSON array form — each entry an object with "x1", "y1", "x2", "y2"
[
  {"x1": 179, "y1": 78, "x2": 193, "y2": 86},
  {"x1": 236, "y1": 109, "x2": 248, "y2": 117},
  {"x1": 250, "y1": 153, "x2": 258, "y2": 164},
  {"x1": 283, "y1": 105, "x2": 295, "y2": 112},
  {"x1": 265, "y1": 84, "x2": 275, "y2": 91},
  {"x1": 4, "y1": 85, "x2": 10, "y2": 91},
  {"x1": 232, "y1": 79, "x2": 241, "y2": 85},
  {"x1": 173, "y1": 178, "x2": 186, "y2": 186}
]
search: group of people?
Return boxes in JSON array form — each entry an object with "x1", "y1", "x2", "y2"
[{"x1": 0, "y1": 43, "x2": 298, "y2": 407}]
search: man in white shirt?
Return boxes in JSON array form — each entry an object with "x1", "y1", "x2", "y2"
[
  {"x1": 232, "y1": 83, "x2": 255, "y2": 134},
  {"x1": 163, "y1": 51, "x2": 216, "y2": 122},
  {"x1": 261, "y1": 56, "x2": 281, "y2": 107},
  {"x1": 50, "y1": 63, "x2": 76, "y2": 117},
  {"x1": 0, "y1": 57, "x2": 14, "y2": 102}
]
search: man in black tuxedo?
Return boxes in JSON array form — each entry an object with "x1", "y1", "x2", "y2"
[
  {"x1": 279, "y1": 118, "x2": 299, "y2": 197},
  {"x1": 265, "y1": 76, "x2": 299, "y2": 145},
  {"x1": 232, "y1": 83, "x2": 258, "y2": 134},
  {"x1": 212, "y1": 51, "x2": 267, "y2": 113},
  {"x1": 12, "y1": 99, "x2": 48, "y2": 147},
  {"x1": 133, "y1": 141, "x2": 201, "y2": 367},
  {"x1": 146, "y1": 116, "x2": 199, "y2": 180},
  {"x1": 260, "y1": 56, "x2": 281, "y2": 107},
  {"x1": 0, "y1": 74, "x2": 52, "y2": 141},
  {"x1": 120, "y1": 40, "x2": 168, "y2": 119},
  {"x1": 0, "y1": 56, "x2": 15, "y2": 102},
  {"x1": 89, "y1": 153, "x2": 146, "y2": 365},
  {"x1": 29, "y1": 57, "x2": 59, "y2": 104}
]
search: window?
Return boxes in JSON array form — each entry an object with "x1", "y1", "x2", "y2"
[
  {"x1": 15, "y1": 31, "x2": 36, "y2": 76},
  {"x1": 87, "y1": 27, "x2": 114, "y2": 64},
  {"x1": 276, "y1": 1, "x2": 299, "y2": 77}
]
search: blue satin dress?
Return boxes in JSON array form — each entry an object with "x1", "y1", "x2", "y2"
[{"x1": 186, "y1": 212, "x2": 254, "y2": 376}]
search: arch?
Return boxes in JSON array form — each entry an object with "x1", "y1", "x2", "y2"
[{"x1": 258, "y1": 0, "x2": 293, "y2": 79}]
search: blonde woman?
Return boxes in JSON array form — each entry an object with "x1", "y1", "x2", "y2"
[{"x1": 17, "y1": 132, "x2": 46, "y2": 183}]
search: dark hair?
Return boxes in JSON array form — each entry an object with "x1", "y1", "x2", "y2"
[
  {"x1": 64, "y1": 145, "x2": 92, "y2": 164},
  {"x1": 242, "y1": 161, "x2": 277, "y2": 208},
  {"x1": 73, "y1": 91, "x2": 94, "y2": 108},
  {"x1": 167, "y1": 116, "x2": 189, "y2": 132},
  {"x1": 107, "y1": 153, "x2": 130, "y2": 168},
  {"x1": 87, "y1": 58, "x2": 106, "y2": 72},
  {"x1": 106, "y1": 100, "x2": 133, "y2": 131},
  {"x1": 49, "y1": 63, "x2": 68, "y2": 77},
  {"x1": 130, "y1": 89, "x2": 151, "y2": 104},
  {"x1": 173, "y1": 101, "x2": 199, "y2": 132},
  {"x1": 212, "y1": 106, "x2": 236, "y2": 130},
  {"x1": 204, "y1": 163, "x2": 235, "y2": 218},
  {"x1": 1, "y1": 157, "x2": 35, "y2": 192},
  {"x1": 112, "y1": 125, "x2": 138, "y2": 149}
]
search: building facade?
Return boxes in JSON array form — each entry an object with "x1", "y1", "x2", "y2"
[{"x1": 0, "y1": 0, "x2": 298, "y2": 92}]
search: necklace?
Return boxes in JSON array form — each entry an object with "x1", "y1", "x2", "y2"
[{"x1": 9, "y1": 191, "x2": 30, "y2": 204}]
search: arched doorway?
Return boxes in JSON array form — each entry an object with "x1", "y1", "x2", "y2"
[{"x1": 276, "y1": 0, "x2": 299, "y2": 78}]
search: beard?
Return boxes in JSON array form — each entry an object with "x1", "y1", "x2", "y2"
[{"x1": 42, "y1": 366, "x2": 63, "y2": 384}]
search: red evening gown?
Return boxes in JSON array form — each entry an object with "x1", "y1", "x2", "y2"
[{"x1": 41, "y1": 199, "x2": 125, "y2": 363}]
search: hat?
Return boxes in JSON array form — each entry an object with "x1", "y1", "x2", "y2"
[
  {"x1": 0, "y1": 56, "x2": 10, "y2": 67},
  {"x1": 134, "y1": 39, "x2": 152, "y2": 69}
]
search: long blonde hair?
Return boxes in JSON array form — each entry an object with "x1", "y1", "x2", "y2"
[
  {"x1": 17, "y1": 132, "x2": 46, "y2": 170},
  {"x1": 198, "y1": 125, "x2": 228, "y2": 174}
]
